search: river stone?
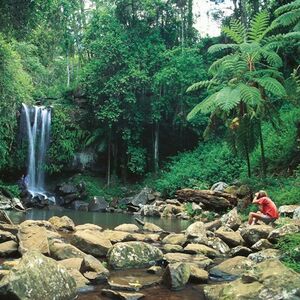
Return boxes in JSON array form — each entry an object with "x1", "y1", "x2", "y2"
[
  {"x1": 71, "y1": 230, "x2": 112, "y2": 256},
  {"x1": 163, "y1": 244, "x2": 184, "y2": 253},
  {"x1": 88, "y1": 196, "x2": 109, "y2": 212},
  {"x1": 114, "y1": 224, "x2": 139, "y2": 232},
  {"x1": 0, "y1": 250, "x2": 77, "y2": 300},
  {"x1": 215, "y1": 227, "x2": 244, "y2": 247},
  {"x1": 147, "y1": 266, "x2": 162, "y2": 274},
  {"x1": 240, "y1": 225, "x2": 273, "y2": 246},
  {"x1": 230, "y1": 246, "x2": 253, "y2": 257},
  {"x1": 209, "y1": 256, "x2": 255, "y2": 281},
  {"x1": 221, "y1": 208, "x2": 241, "y2": 230},
  {"x1": 207, "y1": 236, "x2": 230, "y2": 254},
  {"x1": 189, "y1": 264, "x2": 209, "y2": 283},
  {"x1": 67, "y1": 268, "x2": 90, "y2": 289},
  {"x1": 278, "y1": 205, "x2": 300, "y2": 217},
  {"x1": 143, "y1": 222, "x2": 163, "y2": 232},
  {"x1": 162, "y1": 204, "x2": 183, "y2": 217},
  {"x1": 18, "y1": 222, "x2": 50, "y2": 255},
  {"x1": 102, "y1": 230, "x2": 132, "y2": 243},
  {"x1": 0, "y1": 229, "x2": 17, "y2": 243},
  {"x1": 184, "y1": 243, "x2": 219, "y2": 258},
  {"x1": 49, "y1": 240, "x2": 86, "y2": 260},
  {"x1": 268, "y1": 223, "x2": 300, "y2": 242},
  {"x1": 107, "y1": 241, "x2": 163, "y2": 269},
  {"x1": 48, "y1": 216, "x2": 75, "y2": 231},
  {"x1": 75, "y1": 223, "x2": 103, "y2": 232},
  {"x1": 131, "y1": 187, "x2": 152, "y2": 206},
  {"x1": 185, "y1": 222, "x2": 207, "y2": 243},
  {"x1": 206, "y1": 259, "x2": 300, "y2": 300},
  {"x1": 251, "y1": 238, "x2": 274, "y2": 251},
  {"x1": 58, "y1": 257, "x2": 83, "y2": 270},
  {"x1": 102, "y1": 289, "x2": 144, "y2": 300},
  {"x1": 248, "y1": 249, "x2": 281, "y2": 263},
  {"x1": 162, "y1": 262, "x2": 190, "y2": 290},
  {"x1": 19, "y1": 220, "x2": 56, "y2": 231},
  {"x1": 80, "y1": 254, "x2": 109, "y2": 282},
  {"x1": 204, "y1": 219, "x2": 222, "y2": 231},
  {"x1": 0, "y1": 223, "x2": 19, "y2": 235},
  {"x1": 130, "y1": 233, "x2": 159, "y2": 243},
  {"x1": 162, "y1": 233, "x2": 187, "y2": 246},
  {"x1": 140, "y1": 205, "x2": 161, "y2": 217},
  {"x1": 164, "y1": 253, "x2": 212, "y2": 269},
  {"x1": 0, "y1": 240, "x2": 18, "y2": 257}
]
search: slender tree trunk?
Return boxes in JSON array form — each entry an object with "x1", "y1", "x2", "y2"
[
  {"x1": 187, "y1": 0, "x2": 193, "y2": 44},
  {"x1": 66, "y1": 49, "x2": 70, "y2": 88},
  {"x1": 154, "y1": 122, "x2": 159, "y2": 174},
  {"x1": 258, "y1": 121, "x2": 266, "y2": 178},
  {"x1": 107, "y1": 128, "x2": 111, "y2": 187},
  {"x1": 245, "y1": 142, "x2": 251, "y2": 178}
]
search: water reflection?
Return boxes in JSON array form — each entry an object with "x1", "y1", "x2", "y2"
[{"x1": 7, "y1": 208, "x2": 192, "y2": 233}]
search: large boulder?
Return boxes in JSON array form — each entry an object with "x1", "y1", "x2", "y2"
[
  {"x1": 189, "y1": 264, "x2": 209, "y2": 283},
  {"x1": 183, "y1": 244, "x2": 219, "y2": 258},
  {"x1": 206, "y1": 237, "x2": 230, "y2": 255},
  {"x1": 164, "y1": 253, "x2": 212, "y2": 269},
  {"x1": 251, "y1": 239, "x2": 274, "y2": 251},
  {"x1": 268, "y1": 223, "x2": 300, "y2": 242},
  {"x1": 49, "y1": 240, "x2": 86, "y2": 260},
  {"x1": 114, "y1": 224, "x2": 139, "y2": 233},
  {"x1": 71, "y1": 230, "x2": 112, "y2": 256},
  {"x1": 210, "y1": 182, "x2": 228, "y2": 192},
  {"x1": 107, "y1": 241, "x2": 163, "y2": 269},
  {"x1": 48, "y1": 216, "x2": 75, "y2": 232},
  {"x1": 185, "y1": 221, "x2": 208, "y2": 244},
  {"x1": 0, "y1": 240, "x2": 18, "y2": 257},
  {"x1": 162, "y1": 262, "x2": 190, "y2": 290},
  {"x1": 88, "y1": 196, "x2": 109, "y2": 212},
  {"x1": 80, "y1": 255, "x2": 109, "y2": 283},
  {"x1": 162, "y1": 233, "x2": 187, "y2": 246},
  {"x1": 75, "y1": 223, "x2": 103, "y2": 232},
  {"x1": 209, "y1": 256, "x2": 255, "y2": 281},
  {"x1": 278, "y1": 205, "x2": 300, "y2": 217},
  {"x1": 240, "y1": 225, "x2": 273, "y2": 246},
  {"x1": 140, "y1": 205, "x2": 161, "y2": 217},
  {"x1": 131, "y1": 187, "x2": 152, "y2": 207},
  {"x1": 0, "y1": 251, "x2": 77, "y2": 300},
  {"x1": 221, "y1": 208, "x2": 242, "y2": 230},
  {"x1": 248, "y1": 249, "x2": 281, "y2": 263},
  {"x1": 143, "y1": 222, "x2": 164, "y2": 233},
  {"x1": 215, "y1": 227, "x2": 244, "y2": 247}
]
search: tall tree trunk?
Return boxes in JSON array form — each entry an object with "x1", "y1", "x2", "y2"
[
  {"x1": 154, "y1": 122, "x2": 159, "y2": 174},
  {"x1": 258, "y1": 121, "x2": 266, "y2": 178},
  {"x1": 66, "y1": 49, "x2": 70, "y2": 88},
  {"x1": 245, "y1": 142, "x2": 251, "y2": 178},
  {"x1": 107, "y1": 128, "x2": 111, "y2": 187},
  {"x1": 187, "y1": 0, "x2": 193, "y2": 44},
  {"x1": 239, "y1": 0, "x2": 247, "y2": 28}
]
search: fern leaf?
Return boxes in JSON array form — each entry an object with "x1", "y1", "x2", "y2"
[
  {"x1": 222, "y1": 19, "x2": 245, "y2": 44},
  {"x1": 217, "y1": 86, "x2": 241, "y2": 112},
  {"x1": 275, "y1": 0, "x2": 300, "y2": 16},
  {"x1": 238, "y1": 83, "x2": 262, "y2": 106},
  {"x1": 260, "y1": 49, "x2": 283, "y2": 68},
  {"x1": 270, "y1": 8, "x2": 300, "y2": 30},
  {"x1": 208, "y1": 54, "x2": 237, "y2": 76},
  {"x1": 186, "y1": 80, "x2": 214, "y2": 93},
  {"x1": 208, "y1": 43, "x2": 239, "y2": 54},
  {"x1": 248, "y1": 11, "x2": 270, "y2": 42},
  {"x1": 187, "y1": 93, "x2": 218, "y2": 120},
  {"x1": 254, "y1": 77, "x2": 287, "y2": 97}
]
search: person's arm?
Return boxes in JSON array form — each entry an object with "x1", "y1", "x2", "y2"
[{"x1": 252, "y1": 193, "x2": 260, "y2": 204}]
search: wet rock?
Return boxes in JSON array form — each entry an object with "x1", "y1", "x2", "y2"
[
  {"x1": 162, "y1": 233, "x2": 187, "y2": 246},
  {"x1": 251, "y1": 239, "x2": 274, "y2": 251},
  {"x1": 0, "y1": 240, "x2": 18, "y2": 257},
  {"x1": 0, "y1": 229, "x2": 17, "y2": 243},
  {"x1": 18, "y1": 222, "x2": 50, "y2": 255},
  {"x1": 164, "y1": 253, "x2": 212, "y2": 269},
  {"x1": 67, "y1": 269, "x2": 90, "y2": 289},
  {"x1": 107, "y1": 241, "x2": 163, "y2": 269},
  {"x1": 71, "y1": 230, "x2": 112, "y2": 257},
  {"x1": 102, "y1": 289, "x2": 144, "y2": 300},
  {"x1": 0, "y1": 251, "x2": 77, "y2": 300},
  {"x1": 49, "y1": 240, "x2": 86, "y2": 260},
  {"x1": 48, "y1": 215, "x2": 75, "y2": 231},
  {"x1": 80, "y1": 255, "x2": 109, "y2": 283},
  {"x1": 209, "y1": 256, "x2": 255, "y2": 281},
  {"x1": 185, "y1": 221, "x2": 208, "y2": 244},
  {"x1": 71, "y1": 200, "x2": 89, "y2": 211},
  {"x1": 220, "y1": 208, "x2": 241, "y2": 230},
  {"x1": 184, "y1": 244, "x2": 219, "y2": 258},
  {"x1": 268, "y1": 223, "x2": 300, "y2": 242},
  {"x1": 230, "y1": 246, "x2": 252, "y2": 257},
  {"x1": 204, "y1": 219, "x2": 222, "y2": 231},
  {"x1": 57, "y1": 183, "x2": 78, "y2": 194},
  {"x1": 142, "y1": 222, "x2": 163, "y2": 233},
  {"x1": 278, "y1": 205, "x2": 300, "y2": 217},
  {"x1": 206, "y1": 237, "x2": 230, "y2": 255},
  {"x1": 248, "y1": 249, "x2": 281, "y2": 263},
  {"x1": 163, "y1": 244, "x2": 184, "y2": 253},
  {"x1": 131, "y1": 187, "x2": 152, "y2": 207},
  {"x1": 114, "y1": 224, "x2": 139, "y2": 232},
  {"x1": 88, "y1": 196, "x2": 109, "y2": 212},
  {"x1": 147, "y1": 266, "x2": 162, "y2": 274},
  {"x1": 162, "y1": 262, "x2": 190, "y2": 290},
  {"x1": 240, "y1": 225, "x2": 273, "y2": 246},
  {"x1": 215, "y1": 227, "x2": 244, "y2": 247},
  {"x1": 189, "y1": 264, "x2": 209, "y2": 283},
  {"x1": 140, "y1": 205, "x2": 161, "y2": 217}
]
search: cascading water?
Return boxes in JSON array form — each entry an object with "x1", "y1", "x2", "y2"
[{"x1": 21, "y1": 103, "x2": 52, "y2": 199}]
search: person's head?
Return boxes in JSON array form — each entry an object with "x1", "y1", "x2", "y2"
[{"x1": 255, "y1": 190, "x2": 268, "y2": 199}]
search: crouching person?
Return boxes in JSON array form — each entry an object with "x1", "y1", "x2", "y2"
[{"x1": 248, "y1": 190, "x2": 279, "y2": 225}]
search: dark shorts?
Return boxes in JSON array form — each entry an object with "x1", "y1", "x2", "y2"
[{"x1": 260, "y1": 214, "x2": 277, "y2": 224}]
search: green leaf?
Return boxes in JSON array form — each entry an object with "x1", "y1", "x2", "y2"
[
  {"x1": 186, "y1": 80, "x2": 215, "y2": 93},
  {"x1": 248, "y1": 11, "x2": 269, "y2": 42},
  {"x1": 217, "y1": 86, "x2": 241, "y2": 112},
  {"x1": 238, "y1": 83, "x2": 262, "y2": 106},
  {"x1": 222, "y1": 19, "x2": 245, "y2": 44},
  {"x1": 254, "y1": 77, "x2": 287, "y2": 97},
  {"x1": 261, "y1": 48, "x2": 283, "y2": 68},
  {"x1": 208, "y1": 43, "x2": 239, "y2": 54}
]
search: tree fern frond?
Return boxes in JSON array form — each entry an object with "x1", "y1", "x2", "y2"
[
  {"x1": 248, "y1": 11, "x2": 269, "y2": 42},
  {"x1": 217, "y1": 86, "x2": 241, "y2": 112},
  {"x1": 260, "y1": 49, "x2": 283, "y2": 68},
  {"x1": 222, "y1": 19, "x2": 245, "y2": 44},
  {"x1": 270, "y1": 9, "x2": 300, "y2": 30},
  {"x1": 186, "y1": 80, "x2": 216, "y2": 93},
  {"x1": 208, "y1": 43, "x2": 239, "y2": 54},
  {"x1": 187, "y1": 93, "x2": 218, "y2": 120},
  {"x1": 254, "y1": 77, "x2": 287, "y2": 97},
  {"x1": 245, "y1": 69, "x2": 283, "y2": 81},
  {"x1": 275, "y1": 0, "x2": 300, "y2": 16},
  {"x1": 208, "y1": 54, "x2": 237, "y2": 76},
  {"x1": 238, "y1": 83, "x2": 262, "y2": 106}
]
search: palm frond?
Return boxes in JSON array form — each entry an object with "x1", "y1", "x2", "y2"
[
  {"x1": 254, "y1": 77, "x2": 287, "y2": 97},
  {"x1": 208, "y1": 43, "x2": 239, "y2": 54},
  {"x1": 222, "y1": 19, "x2": 245, "y2": 44},
  {"x1": 248, "y1": 11, "x2": 269, "y2": 42}
]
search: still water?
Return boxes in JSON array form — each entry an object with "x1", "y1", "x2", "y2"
[{"x1": 7, "y1": 207, "x2": 192, "y2": 233}]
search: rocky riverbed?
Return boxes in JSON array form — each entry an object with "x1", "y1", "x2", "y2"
[{"x1": 0, "y1": 205, "x2": 299, "y2": 300}]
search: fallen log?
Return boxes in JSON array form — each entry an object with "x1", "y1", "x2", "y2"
[{"x1": 176, "y1": 188, "x2": 237, "y2": 211}]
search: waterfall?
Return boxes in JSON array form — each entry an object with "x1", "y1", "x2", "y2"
[{"x1": 21, "y1": 103, "x2": 51, "y2": 197}]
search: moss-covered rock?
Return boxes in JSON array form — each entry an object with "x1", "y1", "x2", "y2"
[
  {"x1": 107, "y1": 241, "x2": 163, "y2": 269},
  {"x1": 162, "y1": 262, "x2": 190, "y2": 290}
]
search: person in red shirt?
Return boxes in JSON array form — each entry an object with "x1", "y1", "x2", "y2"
[{"x1": 248, "y1": 190, "x2": 279, "y2": 225}]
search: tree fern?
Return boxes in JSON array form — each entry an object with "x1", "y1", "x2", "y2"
[
  {"x1": 275, "y1": 0, "x2": 300, "y2": 16},
  {"x1": 253, "y1": 77, "x2": 286, "y2": 97},
  {"x1": 222, "y1": 19, "x2": 245, "y2": 44},
  {"x1": 217, "y1": 86, "x2": 241, "y2": 112},
  {"x1": 208, "y1": 54, "x2": 238, "y2": 76},
  {"x1": 248, "y1": 11, "x2": 269, "y2": 42},
  {"x1": 260, "y1": 48, "x2": 283, "y2": 68},
  {"x1": 186, "y1": 80, "x2": 216, "y2": 93},
  {"x1": 270, "y1": 8, "x2": 300, "y2": 31},
  {"x1": 208, "y1": 43, "x2": 239, "y2": 54},
  {"x1": 238, "y1": 83, "x2": 262, "y2": 106}
]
